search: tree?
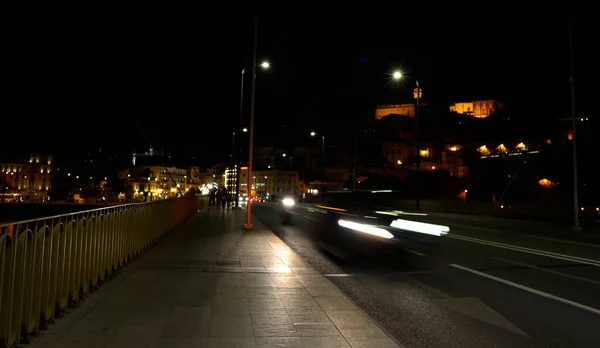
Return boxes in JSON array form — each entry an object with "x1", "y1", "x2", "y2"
[{"x1": 106, "y1": 173, "x2": 126, "y2": 196}]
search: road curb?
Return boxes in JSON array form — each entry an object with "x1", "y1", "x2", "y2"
[{"x1": 252, "y1": 212, "x2": 407, "y2": 348}]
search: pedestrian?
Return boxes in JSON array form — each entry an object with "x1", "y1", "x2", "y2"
[
  {"x1": 225, "y1": 190, "x2": 231, "y2": 209},
  {"x1": 215, "y1": 189, "x2": 222, "y2": 209},
  {"x1": 221, "y1": 188, "x2": 228, "y2": 210},
  {"x1": 209, "y1": 188, "x2": 216, "y2": 208}
]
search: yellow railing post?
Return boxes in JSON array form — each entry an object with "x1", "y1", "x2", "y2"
[{"x1": 0, "y1": 196, "x2": 200, "y2": 347}]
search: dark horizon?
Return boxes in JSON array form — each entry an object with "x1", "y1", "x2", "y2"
[{"x1": 4, "y1": 2, "x2": 596, "y2": 165}]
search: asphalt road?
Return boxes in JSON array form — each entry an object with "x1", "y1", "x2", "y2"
[{"x1": 251, "y1": 202, "x2": 600, "y2": 348}]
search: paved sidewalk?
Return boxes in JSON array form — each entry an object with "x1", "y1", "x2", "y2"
[{"x1": 29, "y1": 209, "x2": 402, "y2": 348}]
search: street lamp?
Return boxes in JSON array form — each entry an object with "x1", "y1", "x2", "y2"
[
  {"x1": 244, "y1": 14, "x2": 270, "y2": 229},
  {"x1": 242, "y1": 128, "x2": 248, "y2": 132},
  {"x1": 568, "y1": 15, "x2": 580, "y2": 229},
  {"x1": 234, "y1": 68, "x2": 246, "y2": 208},
  {"x1": 392, "y1": 70, "x2": 421, "y2": 210},
  {"x1": 310, "y1": 131, "x2": 325, "y2": 202}
]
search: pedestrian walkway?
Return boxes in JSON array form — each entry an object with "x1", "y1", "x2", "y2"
[{"x1": 28, "y1": 209, "x2": 402, "y2": 348}]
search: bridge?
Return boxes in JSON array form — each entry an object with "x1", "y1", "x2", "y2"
[
  {"x1": 0, "y1": 198, "x2": 399, "y2": 348},
  {"x1": 3, "y1": 197, "x2": 600, "y2": 347}
]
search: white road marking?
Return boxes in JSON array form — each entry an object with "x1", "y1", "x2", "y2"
[
  {"x1": 405, "y1": 249, "x2": 426, "y2": 257},
  {"x1": 447, "y1": 234, "x2": 600, "y2": 267},
  {"x1": 493, "y1": 257, "x2": 600, "y2": 286},
  {"x1": 323, "y1": 273, "x2": 354, "y2": 277},
  {"x1": 322, "y1": 270, "x2": 436, "y2": 277},
  {"x1": 446, "y1": 223, "x2": 502, "y2": 233},
  {"x1": 450, "y1": 263, "x2": 600, "y2": 316},
  {"x1": 524, "y1": 235, "x2": 600, "y2": 248}
]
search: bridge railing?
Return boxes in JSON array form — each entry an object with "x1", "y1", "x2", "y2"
[{"x1": 0, "y1": 196, "x2": 203, "y2": 347}]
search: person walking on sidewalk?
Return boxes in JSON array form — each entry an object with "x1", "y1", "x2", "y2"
[
  {"x1": 225, "y1": 190, "x2": 232, "y2": 209},
  {"x1": 220, "y1": 187, "x2": 228, "y2": 210},
  {"x1": 209, "y1": 188, "x2": 216, "y2": 208},
  {"x1": 215, "y1": 189, "x2": 222, "y2": 209}
]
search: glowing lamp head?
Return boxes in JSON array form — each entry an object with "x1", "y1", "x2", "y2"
[{"x1": 392, "y1": 71, "x2": 402, "y2": 79}]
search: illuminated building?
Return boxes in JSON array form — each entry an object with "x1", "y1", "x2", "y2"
[
  {"x1": 0, "y1": 154, "x2": 53, "y2": 202},
  {"x1": 449, "y1": 100, "x2": 498, "y2": 118},
  {"x1": 118, "y1": 165, "x2": 198, "y2": 201},
  {"x1": 478, "y1": 142, "x2": 541, "y2": 159},
  {"x1": 381, "y1": 142, "x2": 436, "y2": 168},
  {"x1": 376, "y1": 104, "x2": 415, "y2": 119},
  {"x1": 382, "y1": 142, "x2": 411, "y2": 167},
  {"x1": 238, "y1": 166, "x2": 301, "y2": 199},
  {"x1": 375, "y1": 87, "x2": 426, "y2": 120},
  {"x1": 441, "y1": 146, "x2": 469, "y2": 178},
  {"x1": 224, "y1": 167, "x2": 238, "y2": 194}
]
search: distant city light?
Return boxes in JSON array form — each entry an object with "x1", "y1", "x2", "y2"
[
  {"x1": 260, "y1": 61, "x2": 270, "y2": 68},
  {"x1": 392, "y1": 71, "x2": 402, "y2": 79}
]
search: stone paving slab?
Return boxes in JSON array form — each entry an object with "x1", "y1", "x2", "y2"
[{"x1": 28, "y1": 209, "x2": 403, "y2": 348}]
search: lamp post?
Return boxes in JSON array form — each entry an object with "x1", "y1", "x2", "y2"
[
  {"x1": 352, "y1": 126, "x2": 357, "y2": 191},
  {"x1": 235, "y1": 127, "x2": 248, "y2": 208},
  {"x1": 393, "y1": 70, "x2": 421, "y2": 210},
  {"x1": 568, "y1": 15, "x2": 580, "y2": 229},
  {"x1": 245, "y1": 14, "x2": 258, "y2": 229},
  {"x1": 244, "y1": 14, "x2": 270, "y2": 229},
  {"x1": 310, "y1": 131, "x2": 325, "y2": 202},
  {"x1": 234, "y1": 69, "x2": 244, "y2": 208}
]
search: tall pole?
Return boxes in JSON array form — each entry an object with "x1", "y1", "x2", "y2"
[
  {"x1": 231, "y1": 132, "x2": 235, "y2": 165},
  {"x1": 321, "y1": 136, "x2": 325, "y2": 202},
  {"x1": 231, "y1": 132, "x2": 235, "y2": 192},
  {"x1": 352, "y1": 127, "x2": 357, "y2": 190},
  {"x1": 235, "y1": 69, "x2": 244, "y2": 208},
  {"x1": 245, "y1": 14, "x2": 258, "y2": 229},
  {"x1": 415, "y1": 80, "x2": 421, "y2": 210},
  {"x1": 568, "y1": 14, "x2": 580, "y2": 229}
]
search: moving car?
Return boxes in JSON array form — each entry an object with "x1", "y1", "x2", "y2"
[
  {"x1": 281, "y1": 190, "x2": 449, "y2": 255},
  {"x1": 280, "y1": 196, "x2": 295, "y2": 224}
]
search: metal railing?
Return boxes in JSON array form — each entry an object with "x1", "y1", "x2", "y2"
[{"x1": 0, "y1": 196, "x2": 203, "y2": 347}]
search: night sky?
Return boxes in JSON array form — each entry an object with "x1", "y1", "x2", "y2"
[{"x1": 5, "y1": 2, "x2": 596, "y2": 165}]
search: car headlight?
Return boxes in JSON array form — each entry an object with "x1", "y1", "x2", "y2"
[
  {"x1": 338, "y1": 219, "x2": 393, "y2": 239},
  {"x1": 282, "y1": 198, "x2": 295, "y2": 206}
]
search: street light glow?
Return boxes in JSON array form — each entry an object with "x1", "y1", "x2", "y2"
[
  {"x1": 310, "y1": 131, "x2": 316, "y2": 136},
  {"x1": 260, "y1": 61, "x2": 270, "y2": 68},
  {"x1": 392, "y1": 71, "x2": 402, "y2": 79},
  {"x1": 242, "y1": 128, "x2": 248, "y2": 132}
]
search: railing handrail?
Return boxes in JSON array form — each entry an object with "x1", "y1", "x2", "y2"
[
  {"x1": 0, "y1": 197, "x2": 188, "y2": 229},
  {"x1": 0, "y1": 195, "x2": 203, "y2": 347}
]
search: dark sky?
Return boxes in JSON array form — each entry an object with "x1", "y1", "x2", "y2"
[{"x1": 5, "y1": 2, "x2": 596, "y2": 165}]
